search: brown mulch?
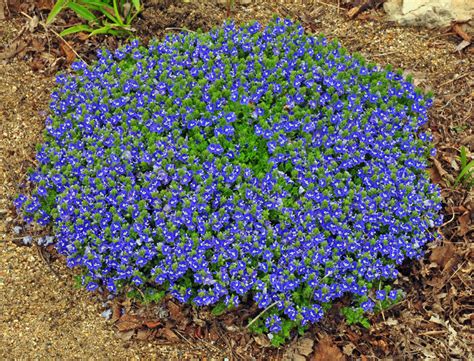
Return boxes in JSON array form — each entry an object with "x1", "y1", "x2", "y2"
[{"x1": 1, "y1": 0, "x2": 473, "y2": 360}]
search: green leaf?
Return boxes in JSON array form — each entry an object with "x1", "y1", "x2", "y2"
[
  {"x1": 456, "y1": 159, "x2": 474, "y2": 184},
  {"x1": 112, "y1": 0, "x2": 124, "y2": 25},
  {"x1": 211, "y1": 302, "x2": 227, "y2": 316},
  {"x1": 79, "y1": 0, "x2": 118, "y2": 23},
  {"x1": 131, "y1": 0, "x2": 141, "y2": 12},
  {"x1": 60, "y1": 24, "x2": 94, "y2": 36},
  {"x1": 46, "y1": 0, "x2": 68, "y2": 25},
  {"x1": 67, "y1": 2, "x2": 98, "y2": 22},
  {"x1": 460, "y1": 146, "x2": 467, "y2": 169},
  {"x1": 88, "y1": 25, "x2": 113, "y2": 36}
]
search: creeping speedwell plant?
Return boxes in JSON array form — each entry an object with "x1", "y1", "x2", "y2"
[{"x1": 16, "y1": 19, "x2": 442, "y2": 345}]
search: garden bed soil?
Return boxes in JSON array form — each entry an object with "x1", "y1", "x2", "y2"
[{"x1": 1, "y1": 1, "x2": 472, "y2": 360}]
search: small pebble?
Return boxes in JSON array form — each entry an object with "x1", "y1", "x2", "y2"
[{"x1": 101, "y1": 309, "x2": 112, "y2": 320}]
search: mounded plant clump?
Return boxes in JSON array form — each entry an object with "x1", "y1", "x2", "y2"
[{"x1": 16, "y1": 19, "x2": 442, "y2": 345}]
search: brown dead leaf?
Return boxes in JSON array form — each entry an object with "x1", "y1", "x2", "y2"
[
  {"x1": 115, "y1": 314, "x2": 143, "y2": 332},
  {"x1": 167, "y1": 301, "x2": 181, "y2": 319},
  {"x1": 452, "y1": 23, "x2": 472, "y2": 42},
  {"x1": 110, "y1": 304, "x2": 122, "y2": 323},
  {"x1": 429, "y1": 166, "x2": 444, "y2": 185},
  {"x1": 144, "y1": 320, "x2": 161, "y2": 329},
  {"x1": 116, "y1": 329, "x2": 135, "y2": 341},
  {"x1": 296, "y1": 337, "x2": 314, "y2": 356},
  {"x1": 429, "y1": 243, "x2": 455, "y2": 269},
  {"x1": 458, "y1": 211, "x2": 471, "y2": 236},
  {"x1": 342, "y1": 343, "x2": 356, "y2": 356},
  {"x1": 347, "y1": 6, "x2": 361, "y2": 19},
  {"x1": 31, "y1": 38, "x2": 45, "y2": 52},
  {"x1": 253, "y1": 334, "x2": 271, "y2": 347},
  {"x1": 28, "y1": 15, "x2": 39, "y2": 33},
  {"x1": 433, "y1": 158, "x2": 448, "y2": 178},
  {"x1": 161, "y1": 327, "x2": 180, "y2": 342},
  {"x1": 455, "y1": 40, "x2": 471, "y2": 52},
  {"x1": 59, "y1": 42, "x2": 76, "y2": 64},
  {"x1": 37, "y1": 0, "x2": 55, "y2": 10},
  {"x1": 312, "y1": 336, "x2": 345, "y2": 361},
  {"x1": 136, "y1": 328, "x2": 153, "y2": 340},
  {"x1": 0, "y1": 1, "x2": 5, "y2": 20}
]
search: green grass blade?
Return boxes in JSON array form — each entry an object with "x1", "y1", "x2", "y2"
[
  {"x1": 456, "y1": 159, "x2": 474, "y2": 184},
  {"x1": 60, "y1": 24, "x2": 94, "y2": 36},
  {"x1": 46, "y1": 0, "x2": 68, "y2": 25},
  {"x1": 112, "y1": 0, "x2": 124, "y2": 25},
  {"x1": 131, "y1": 0, "x2": 141, "y2": 12},
  {"x1": 460, "y1": 146, "x2": 467, "y2": 169},
  {"x1": 67, "y1": 2, "x2": 98, "y2": 22}
]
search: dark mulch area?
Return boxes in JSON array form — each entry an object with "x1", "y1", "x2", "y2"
[{"x1": 1, "y1": 0, "x2": 472, "y2": 360}]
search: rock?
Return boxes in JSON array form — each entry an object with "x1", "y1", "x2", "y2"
[{"x1": 384, "y1": 0, "x2": 474, "y2": 28}]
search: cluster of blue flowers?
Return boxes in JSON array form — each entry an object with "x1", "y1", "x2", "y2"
[{"x1": 16, "y1": 19, "x2": 442, "y2": 342}]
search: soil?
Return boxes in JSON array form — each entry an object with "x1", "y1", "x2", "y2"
[{"x1": 1, "y1": 1, "x2": 472, "y2": 360}]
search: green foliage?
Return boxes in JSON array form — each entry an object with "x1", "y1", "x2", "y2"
[
  {"x1": 455, "y1": 146, "x2": 474, "y2": 188},
  {"x1": 211, "y1": 301, "x2": 228, "y2": 316},
  {"x1": 341, "y1": 306, "x2": 371, "y2": 329},
  {"x1": 127, "y1": 288, "x2": 166, "y2": 304},
  {"x1": 46, "y1": 0, "x2": 141, "y2": 37}
]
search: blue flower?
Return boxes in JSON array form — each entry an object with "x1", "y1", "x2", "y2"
[{"x1": 15, "y1": 18, "x2": 441, "y2": 344}]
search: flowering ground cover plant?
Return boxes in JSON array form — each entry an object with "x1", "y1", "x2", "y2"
[{"x1": 16, "y1": 18, "x2": 442, "y2": 345}]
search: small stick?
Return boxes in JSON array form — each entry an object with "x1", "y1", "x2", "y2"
[
  {"x1": 165, "y1": 27, "x2": 196, "y2": 33},
  {"x1": 35, "y1": 244, "x2": 60, "y2": 279},
  {"x1": 246, "y1": 301, "x2": 278, "y2": 329},
  {"x1": 438, "y1": 73, "x2": 470, "y2": 88},
  {"x1": 20, "y1": 11, "x2": 88, "y2": 65}
]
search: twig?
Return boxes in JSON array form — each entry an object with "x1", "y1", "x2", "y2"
[
  {"x1": 439, "y1": 209, "x2": 456, "y2": 228},
  {"x1": 438, "y1": 73, "x2": 471, "y2": 88},
  {"x1": 246, "y1": 301, "x2": 278, "y2": 329},
  {"x1": 35, "y1": 244, "x2": 60, "y2": 279},
  {"x1": 20, "y1": 11, "x2": 88, "y2": 65},
  {"x1": 165, "y1": 27, "x2": 196, "y2": 33},
  {"x1": 314, "y1": 0, "x2": 341, "y2": 10},
  {"x1": 372, "y1": 51, "x2": 398, "y2": 57}
]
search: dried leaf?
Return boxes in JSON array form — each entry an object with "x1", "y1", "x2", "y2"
[
  {"x1": 312, "y1": 336, "x2": 346, "y2": 361},
  {"x1": 167, "y1": 300, "x2": 182, "y2": 321},
  {"x1": 455, "y1": 40, "x2": 471, "y2": 52},
  {"x1": 144, "y1": 320, "x2": 161, "y2": 329},
  {"x1": 342, "y1": 343, "x2": 356, "y2": 356},
  {"x1": 253, "y1": 334, "x2": 271, "y2": 347},
  {"x1": 296, "y1": 337, "x2": 314, "y2": 356},
  {"x1": 433, "y1": 158, "x2": 448, "y2": 178},
  {"x1": 28, "y1": 15, "x2": 39, "y2": 32},
  {"x1": 452, "y1": 23, "x2": 472, "y2": 42},
  {"x1": 110, "y1": 304, "x2": 122, "y2": 323},
  {"x1": 136, "y1": 328, "x2": 153, "y2": 340},
  {"x1": 59, "y1": 42, "x2": 76, "y2": 64},
  {"x1": 161, "y1": 327, "x2": 180, "y2": 342},
  {"x1": 116, "y1": 330, "x2": 135, "y2": 341},
  {"x1": 115, "y1": 314, "x2": 143, "y2": 332},
  {"x1": 37, "y1": 0, "x2": 55, "y2": 10},
  {"x1": 429, "y1": 243, "x2": 455, "y2": 269},
  {"x1": 429, "y1": 166, "x2": 443, "y2": 185},
  {"x1": 458, "y1": 211, "x2": 471, "y2": 236},
  {"x1": 0, "y1": 1, "x2": 5, "y2": 20}
]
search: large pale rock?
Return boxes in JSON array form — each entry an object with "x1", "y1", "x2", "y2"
[{"x1": 384, "y1": 0, "x2": 474, "y2": 28}]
